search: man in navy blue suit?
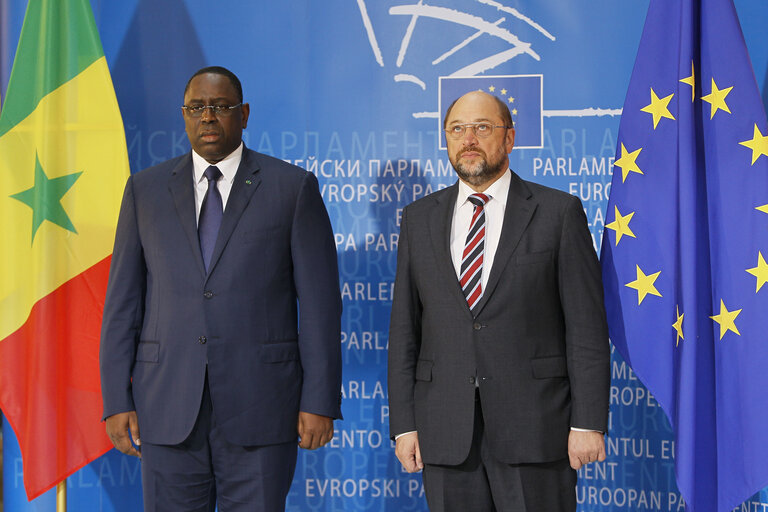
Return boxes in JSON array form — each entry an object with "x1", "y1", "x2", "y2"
[{"x1": 100, "y1": 66, "x2": 342, "y2": 511}]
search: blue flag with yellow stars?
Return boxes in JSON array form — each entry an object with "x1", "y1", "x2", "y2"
[{"x1": 600, "y1": 0, "x2": 768, "y2": 510}]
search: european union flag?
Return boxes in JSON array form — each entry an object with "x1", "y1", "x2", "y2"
[
  {"x1": 438, "y1": 75, "x2": 542, "y2": 149},
  {"x1": 601, "y1": 0, "x2": 768, "y2": 510}
]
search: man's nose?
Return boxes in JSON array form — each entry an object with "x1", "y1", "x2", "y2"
[
  {"x1": 462, "y1": 128, "x2": 478, "y2": 145},
  {"x1": 200, "y1": 106, "x2": 217, "y2": 122}
]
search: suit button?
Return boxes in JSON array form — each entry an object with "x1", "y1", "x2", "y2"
[
  {"x1": 469, "y1": 376, "x2": 476, "y2": 384},
  {"x1": 203, "y1": 291, "x2": 213, "y2": 299},
  {"x1": 198, "y1": 336, "x2": 207, "y2": 344},
  {"x1": 473, "y1": 323, "x2": 482, "y2": 330}
]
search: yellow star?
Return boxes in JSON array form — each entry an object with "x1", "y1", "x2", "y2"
[
  {"x1": 489, "y1": 85, "x2": 496, "y2": 92},
  {"x1": 701, "y1": 78, "x2": 733, "y2": 119},
  {"x1": 757, "y1": 204, "x2": 768, "y2": 214},
  {"x1": 710, "y1": 299, "x2": 741, "y2": 340},
  {"x1": 501, "y1": 88, "x2": 507, "y2": 95},
  {"x1": 640, "y1": 88, "x2": 675, "y2": 129},
  {"x1": 739, "y1": 124, "x2": 768, "y2": 165},
  {"x1": 680, "y1": 61, "x2": 695, "y2": 102},
  {"x1": 511, "y1": 108, "x2": 518, "y2": 115},
  {"x1": 508, "y1": 96, "x2": 515, "y2": 103},
  {"x1": 605, "y1": 206, "x2": 636, "y2": 245},
  {"x1": 672, "y1": 305, "x2": 684, "y2": 346},
  {"x1": 746, "y1": 251, "x2": 768, "y2": 292},
  {"x1": 614, "y1": 143, "x2": 644, "y2": 182},
  {"x1": 625, "y1": 265, "x2": 662, "y2": 305}
]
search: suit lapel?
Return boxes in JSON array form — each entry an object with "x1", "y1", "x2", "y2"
[
  {"x1": 205, "y1": 149, "x2": 262, "y2": 280},
  {"x1": 429, "y1": 183, "x2": 473, "y2": 315},
  {"x1": 473, "y1": 172, "x2": 537, "y2": 316},
  {"x1": 169, "y1": 154, "x2": 207, "y2": 278}
]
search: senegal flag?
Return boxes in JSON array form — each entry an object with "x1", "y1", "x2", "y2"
[{"x1": 0, "y1": 0, "x2": 129, "y2": 499}]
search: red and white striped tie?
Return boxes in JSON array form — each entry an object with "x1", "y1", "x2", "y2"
[{"x1": 460, "y1": 193, "x2": 489, "y2": 312}]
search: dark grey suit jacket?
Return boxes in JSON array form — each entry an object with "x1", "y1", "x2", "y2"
[
  {"x1": 388, "y1": 171, "x2": 609, "y2": 465},
  {"x1": 100, "y1": 147, "x2": 342, "y2": 446}
]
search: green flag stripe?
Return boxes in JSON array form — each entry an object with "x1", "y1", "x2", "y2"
[{"x1": 0, "y1": 0, "x2": 105, "y2": 138}]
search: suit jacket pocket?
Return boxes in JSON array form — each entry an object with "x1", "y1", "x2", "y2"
[
  {"x1": 260, "y1": 341, "x2": 300, "y2": 363},
  {"x1": 531, "y1": 355, "x2": 567, "y2": 378},
  {"x1": 135, "y1": 341, "x2": 159, "y2": 363},
  {"x1": 415, "y1": 359, "x2": 433, "y2": 381},
  {"x1": 515, "y1": 250, "x2": 553, "y2": 265}
]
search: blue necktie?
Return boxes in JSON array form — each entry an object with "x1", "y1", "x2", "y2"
[{"x1": 198, "y1": 165, "x2": 223, "y2": 271}]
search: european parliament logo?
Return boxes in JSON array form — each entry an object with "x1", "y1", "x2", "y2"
[
  {"x1": 354, "y1": 1, "x2": 618, "y2": 152},
  {"x1": 438, "y1": 75, "x2": 543, "y2": 149}
]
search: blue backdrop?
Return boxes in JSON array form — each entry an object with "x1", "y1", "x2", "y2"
[{"x1": 2, "y1": 0, "x2": 768, "y2": 510}]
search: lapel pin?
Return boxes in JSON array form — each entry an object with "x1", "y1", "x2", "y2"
[{"x1": 245, "y1": 179, "x2": 252, "y2": 185}]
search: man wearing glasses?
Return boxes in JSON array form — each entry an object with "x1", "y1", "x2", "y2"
[
  {"x1": 388, "y1": 90, "x2": 610, "y2": 511},
  {"x1": 100, "y1": 66, "x2": 342, "y2": 511}
]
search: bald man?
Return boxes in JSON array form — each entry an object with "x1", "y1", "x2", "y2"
[{"x1": 388, "y1": 91, "x2": 610, "y2": 511}]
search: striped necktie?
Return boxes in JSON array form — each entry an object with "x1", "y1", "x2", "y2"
[{"x1": 460, "y1": 193, "x2": 490, "y2": 312}]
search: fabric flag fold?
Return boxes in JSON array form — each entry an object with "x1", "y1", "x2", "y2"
[
  {"x1": 0, "y1": 0, "x2": 130, "y2": 500},
  {"x1": 601, "y1": 0, "x2": 768, "y2": 510}
]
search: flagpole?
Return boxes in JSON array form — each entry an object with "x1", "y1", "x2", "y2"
[{"x1": 56, "y1": 479, "x2": 66, "y2": 511}]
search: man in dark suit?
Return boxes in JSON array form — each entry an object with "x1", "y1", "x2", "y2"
[
  {"x1": 100, "y1": 66, "x2": 342, "y2": 511},
  {"x1": 388, "y1": 91, "x2": 610, "y2": 511}
]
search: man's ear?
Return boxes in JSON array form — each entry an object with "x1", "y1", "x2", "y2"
[
  {"x1": 505, "y1": 127, "x2": 516, "y2": 153},
  {"x1": 241, "y1": 103, "x2": 250, "y2": 129}
]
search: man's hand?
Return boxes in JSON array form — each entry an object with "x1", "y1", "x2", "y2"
[
  {"x1": 568, "y1": 430, "x2": 605, "y2": 470},
  {"x1": 105, "y1": 411, "x2": 141, "y2": 457},
  {"x1": 395, "y1": 432, "x2": 423, "y2": 473},
  {"x1": 297, "y1": 411, "x2": 334, "y2": 450}
]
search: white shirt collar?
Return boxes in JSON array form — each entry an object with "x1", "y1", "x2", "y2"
[
  {"x1": 192, "y1": 141, "x2": 244, "y2": 185},
  {"x1": 456, "y1": 168, "x2": 512, "y2": 208}
]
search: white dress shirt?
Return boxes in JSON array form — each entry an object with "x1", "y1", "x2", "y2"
[
  {"x1": 450, "y1": 170, "x2": 511, "y2": 288},
  {"x1": 192, "y1": 142, "x2": 244, "y2": 224}
]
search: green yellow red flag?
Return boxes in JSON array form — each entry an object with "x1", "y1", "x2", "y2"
[{"x1": 0, "y1": 0, "x2": 130, "y2": 499}]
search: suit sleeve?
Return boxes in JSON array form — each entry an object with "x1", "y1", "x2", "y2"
[
  {"x1": 387, "y1": 206, "x2": 423, "y2": 439},
  {"x1": 558, "y1": 195, "x2": 610, "y2": 431},
  {"x1": 290, "y1": 172, "x2": 343, "y2": 419},
  {"x1": 100, "y1": 175, "x2": 146, "y2": 420}
]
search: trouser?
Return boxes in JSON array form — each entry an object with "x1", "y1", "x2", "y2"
[
  {"x1": 422, "y1": 392, "x2": 576, "y2": 512},
  {"x1": 141, "y1": 374, "x2": 297, "y2": 512}
]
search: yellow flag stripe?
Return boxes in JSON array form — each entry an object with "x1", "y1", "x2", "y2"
[{"x1": 0, "y1": 57, "x2": 129, "y2": 340}]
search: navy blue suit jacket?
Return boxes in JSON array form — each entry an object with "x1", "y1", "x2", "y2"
[{"x1": 100, "y1": 147, "x2": 342, "y2": 446}]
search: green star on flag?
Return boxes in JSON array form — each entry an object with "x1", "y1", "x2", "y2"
[
  {"x1": 0, "y1": 0, "x2": 130, "y2": 500},
  {"x1": 10, "y1": 154, "x2": 82, "y2": 243}
]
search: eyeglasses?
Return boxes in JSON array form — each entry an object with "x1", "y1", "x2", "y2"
[
  {"x1": 182, "y1": 103, "x2": 242, "y2": 117},
  {"x1": 445, "y1": 122, "x2": 510, "y2": 139}
]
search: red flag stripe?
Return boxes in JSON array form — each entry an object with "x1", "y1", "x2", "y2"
[{"x1": 0, "y1": 256, "x2": 114, "y2": 499}]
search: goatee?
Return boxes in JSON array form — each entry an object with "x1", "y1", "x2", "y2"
[{"x1": 452, "y1": 148, "x2": 507, "y2": 188}]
